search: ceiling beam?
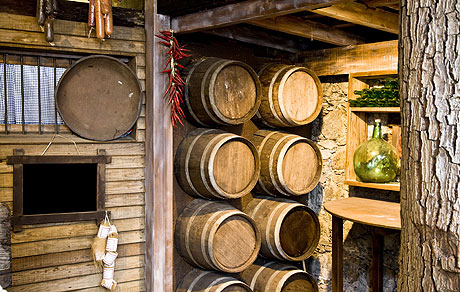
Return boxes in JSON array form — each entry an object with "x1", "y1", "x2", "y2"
[
  {"x1": 362, "y1": 0, "x2": 400, "y2": 8},
  {"x1": 297, "y1": 40, "x2": 398, "y2": 76},
  {"x1": 171, "y1": 0, "x2": 352, "y2": 34},
  {"x1": 311, "y1": 2, "x2": 399, "y2": 34},
  {"x1": 205, "y1": 25, "x2": 300, "y2": 53},
  {"x1": 250, "y1": 16, "x2": 365, "y2": 46}
]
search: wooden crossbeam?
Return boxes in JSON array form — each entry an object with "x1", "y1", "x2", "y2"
[
  {"x1": 311, "y1": 2, "x2": 399, "y2": 34},
  {"x1": 250, "y1": 16, "x2": 365, "y2": 46},
  {"x1": 205, "y1": 25, "x2": 300, "y2": 53},
  {"x1": 171, "y1": 0, "x2": 352, "y2": 34},
  {"x1": 297, "y1": 40, "x2": 398, "y2": 76},
  {"x1": 362, "y1": 0, "x2": 400, "y2": 8}
]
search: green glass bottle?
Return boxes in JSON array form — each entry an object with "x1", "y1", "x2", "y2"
[{"x1": 353, "y1": 119, "x2": 400, "y2": 183}]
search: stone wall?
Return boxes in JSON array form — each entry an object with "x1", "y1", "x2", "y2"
[{"x1": 300, "y1": 76, "x2": 400, "y2": 292}]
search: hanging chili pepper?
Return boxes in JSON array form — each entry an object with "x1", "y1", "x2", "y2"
[{"x1": 155, "y1": 30, "x2": 191, "y2": 127}]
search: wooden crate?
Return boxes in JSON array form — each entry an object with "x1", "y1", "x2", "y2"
[{"x1": 345, "y1": 70, "x2": 400, "y2": 191}]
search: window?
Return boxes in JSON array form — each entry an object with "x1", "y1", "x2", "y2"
[
  {"x1": 7, "y1": 149, "x2": 111, "y2": 231},
  {"x1": 0, "y1": 50, "x2": 81, "y2": 134},
  {"x1": 0, "y1": 50, "x2": 132, "y2": 136}
]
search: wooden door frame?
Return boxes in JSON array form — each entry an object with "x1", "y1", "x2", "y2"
[{"x1": 144, "y1": 0, "x2": 174, "y2": 291}]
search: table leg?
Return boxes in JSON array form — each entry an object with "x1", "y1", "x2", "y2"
[
  {"x1": 332, "y1": 215, "x2": 343, "y2": 292},
  {"x1": 372, "y1": 228, "x2": 384, "y2": 292}
]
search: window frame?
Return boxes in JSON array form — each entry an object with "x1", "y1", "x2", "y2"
[{"x1": 7, "y1": 148, "x2": 111, "y2": 231}]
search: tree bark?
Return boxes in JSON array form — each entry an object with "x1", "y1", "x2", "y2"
[{"x1": 399, "y1": 0, "x2": 460, "y2": 290}]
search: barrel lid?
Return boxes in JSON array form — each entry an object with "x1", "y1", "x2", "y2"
[{"x1": 55, "y1": 55, "x2": 142, "y2": 141}]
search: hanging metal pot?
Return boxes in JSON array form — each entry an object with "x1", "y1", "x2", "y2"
[{"x1": 55, "y1": 55, "x2": 142, "y2": 141}]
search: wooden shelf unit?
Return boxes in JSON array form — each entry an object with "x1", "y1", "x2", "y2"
[{"x1": 345, "y1": 70, "x2": 400, "y2": 191}]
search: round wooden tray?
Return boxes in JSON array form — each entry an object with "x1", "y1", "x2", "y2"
[{"x1": 56, "y1": 55, "x2": 142, "y2": 141}]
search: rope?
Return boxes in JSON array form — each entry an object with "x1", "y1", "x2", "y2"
[{"x1": 41, "y1": 133, "x2": 81, "y2": 155}]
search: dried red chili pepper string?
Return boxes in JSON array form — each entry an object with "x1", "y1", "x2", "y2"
[{"x1": 155, "y1": 30, "x2": 191, "y2": 126}]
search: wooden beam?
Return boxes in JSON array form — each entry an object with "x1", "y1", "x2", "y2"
[
  {"x1": 250, "y1": 16, "x2": 365, "y2": 46},
  {"x1": 144, "y1": 0, "x2": 174, "y2": 291},
  {"x1": 362, "y1": 0, "x2": 400, "y2": 8},
  {"x1": 205, "y1": 25, "x2": 300, "y2": 53},
  {"x1": 298, "y1": 40, "x2": 397, "y2": 76},
  {"x1": 171, "y1": 0, "x2": 352, "y2": 34},
  {"x1": 62, "y1": 0, "x2": 144, "y2": 10},
  {"x1": 311, "y1": 2, "x2": 399, "y2": 34}
]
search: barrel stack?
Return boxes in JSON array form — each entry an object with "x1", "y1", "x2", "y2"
[{"x1": 174, "y1": 59, "x2": 323, "y2": 292}]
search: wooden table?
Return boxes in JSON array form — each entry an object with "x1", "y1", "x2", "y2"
[{"x1": 324, "y1": 197, "x2": 401, "y2": 292}]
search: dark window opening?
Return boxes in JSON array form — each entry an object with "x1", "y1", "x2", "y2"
[
  {"x1": 7, "y1": 149, "x2": 111, "y2": 231},
  {"x1": 23, "y1": 164, "x2": 97, "y2": 215}
]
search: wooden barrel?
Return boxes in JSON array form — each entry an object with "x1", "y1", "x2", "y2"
[
  {"x1": 175, "y1": 199, "x2": 261, "y2": 273},
  {"x1": 185, "y1": 57, "x2": 261, "y2": 126},
  {"x1": 250, "y1": 130, "x2": 322, "y2": 196},
  {"x1": 243, "y1": 196, "x2": 320, "y2": 261},
  {"x1": 254, "y1": 64, "x2": 322, "y2": 128},
  {"x1": 240, "y1": 260, "x2": 319, "y2": 292},
  {"x1": 175, "y1": 128, "x2": 260, "y2": 199},
  {"x1": 177, "y1": 269, "x2": 253, "y2": 292}
]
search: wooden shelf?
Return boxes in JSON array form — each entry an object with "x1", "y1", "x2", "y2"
[
  {"x1": 345, "y1": 180, "x2": 400, "y2": 192},
  {"x1": 345, "y1": 69, "x2": 400, "y2": 191},
  {"x1": 350, "y1": 107, "x2": 400, "y2": 113}
]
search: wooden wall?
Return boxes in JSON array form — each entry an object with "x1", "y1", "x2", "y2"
[{"x1": 0, "y1": 13, "x2": 146, "y2": 291}]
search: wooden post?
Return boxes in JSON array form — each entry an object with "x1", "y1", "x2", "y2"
[
  {"x1": 332, "y1": 215, "x2": 343, "y2": 292},
  {"x1": 372, "y1": 228, "x2": 384, "y2": 292},
  {"x1": 144, "y1": 0, "x2": 174, "y2": 291}
]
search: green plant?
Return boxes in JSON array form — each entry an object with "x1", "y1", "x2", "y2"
[{"x1": 349, "y1": 78, "x2": 399, "y2": 107}]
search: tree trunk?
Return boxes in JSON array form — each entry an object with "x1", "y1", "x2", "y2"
[{"x1": 399, "y1": 0, "x2": 460, "y2": 290}]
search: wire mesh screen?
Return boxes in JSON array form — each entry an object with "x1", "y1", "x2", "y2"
[
  {"x1": 0, "y1": 63, "x2": 66, "y2": 125},
  {"x1": 0, "y1": 51, "x2": 82, "y2": 134}
]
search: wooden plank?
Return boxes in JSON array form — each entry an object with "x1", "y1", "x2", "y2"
[
  {"x1": 345, "y1": 75, "x2": 368, "y2": 181},
  {"x1": 73, "y1": 279, "x2": 145, "y2": 292},
  {"x1": 13, "y1": 211, "x2": 106, "y2": 227},
  {"x1": 7, "y1": 267, "x2": 144, "y2": 292},
  {"x1": 6, "y1": 155, "x2": 111, "y2": 165},
  {"x1": 0, "y1": 163, "x2": 12, "y2": 174},
  {"x1": 362, "y1": 0, "x2": 400, "y2": 8},
  {"x1": 0, "y1": 29, "x2": 144, "y2": 54},
  {"x1": 105, "y1": 156, "x2": 144, "y2": 169},
  {"x1": 298, "y1": 40, "x2": 398, "y2": 76},
  {"x1": 12, "y1": 217, "x2": 144, "y2": 244},
  {"x1": 0, "y1": 143, "x2": 144, "y2": 157},
  {"x1": 137, "y1": 117, "x2": 146, "y2": 130},
  {"x1": 250, "y1": 16, "x2": 365, "y2": 46},
  {"x1": 205, "y1": 25, "x2": 299, "y2": 53},
  {"x1": 0, "y1": 188, "x2": 12, "y2": 202},
  {"x1": 12, "y1": 242, "x2": 144, "y2": 272},
  {"x1": 344, "y1": 180, "x2": 400, "y2": 191},
  {"x1": 12, "y1": 255, "x2": 144, "y2": 286},
  {"x1": 0, "y1": 174, "x2": 12, "y2": 188},
  {"x1": 145, "y1": 3, "x2": 174, "y2": 290},
  {"x1": 4, "y1": 124, "x2": 71, "y2": 134},
  {"x1": 311, "y1": 2, "x2": 399, "y2": 34},
  {"x1": 0, "y1": 13, "x2": 145, "y2": 42},
  {"x1": 108, "y1": 206, "x2": 145, "y2": 220},
  {"x1": 12, "y1": 230, "x2": 144, "y2": 258},
  {"x1": 106, "y1": 168, "x2": 145, "y2": 182},
  {"x1": 171, "y1": 0, "x2": 352, "y2": 34},
  {"x1": 136, "y1": 129, "x2": 146, "y2": 142},
  {"x1": 106, "y1": 181, "x2": 145, "y2": 194},
  {"x1": 106, "y1": 193, "x2": 145, "y2": 207},
  {"x1": 350, "y1": 107, "x2": 400, "y2": 113}
]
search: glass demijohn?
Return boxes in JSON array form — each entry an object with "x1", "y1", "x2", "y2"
[{"x1": 353, "y1": 119, "x2": 400, "y2": 183}]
